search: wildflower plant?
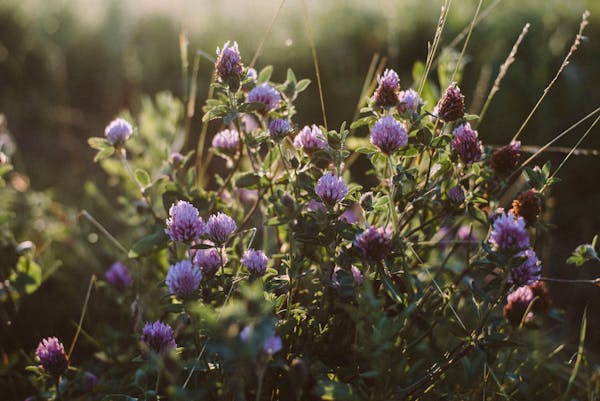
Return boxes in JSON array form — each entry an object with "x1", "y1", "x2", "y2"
[{"x1": 21, "y1": 7, "x2": 600, "y2": 401}]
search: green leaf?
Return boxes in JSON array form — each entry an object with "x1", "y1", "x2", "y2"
[
  {"x1": 93, "y1": 146, "x2": 115, "y2": 162},
  {"x1": 235, "y1": 172, "x2": 263, "y2": 189},
  {"x1": 286, "y1": 68, "x2": 297, "y2": 84},
  {"x1": 10, "y1": 256, "x2": 42, "y2": 295},
  {"x1": 88, "y1": 137, "x2": 111, "y2": 150},
  {"x1": 128, "y1": 227, "x2": 169, "y2": 258},
  {"x1": 258, "y1": 65, "x2": 273, "y2": 83},
  {"x1": 295, "y1": 79, "x2": 311, "y2": 93},
  {"x1": 313, "y1": 380, "x2": 358, "y2": 401},
  {"x1": 135, "y1": 169, "x2": 151, "y2": 187}
]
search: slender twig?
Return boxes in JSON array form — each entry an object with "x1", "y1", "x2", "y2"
[
  {"x1": 249, "y1": 0, "x2": 287, "y2": 68},
  {"x1": 448, "y1": 0, "x2": 484, "y2": 84},
  {"x1": 512, "y1": 10, "x2": 590, "y2": 142},
  {"x1": 79, "y1": 210, "x2": 128, "y2": 256},
  {"x1": 301, "y1": 0, "x2": 328, "y2": 129},
  {"x1": 68, "y1": 275, "x2": 96, "y2": 358}
]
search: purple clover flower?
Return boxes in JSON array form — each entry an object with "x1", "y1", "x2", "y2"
[
  {"x1": 306, "y1": 199, "x2": 326, "y2": 213},
  {"x1": 511, "y1": 249, "x2": 542, "y2": 286},
  {"x1": 247, "y1": 83, "x2": 281, "y2": 113},
  {"x1": 141, "y1": 320, "x2": 177, "y2": 354},
  {"x1": 104, "y1": 118, "x2": 132, "y2": 146},
  {"x1": 169, "y1": 152, "x2": 184, "y2": 167},
  {"x1": 340, "y1": 204, "x2": 361, "y2": 224},
  {"x1": 215, "y1": 41, "x2": 243, "y2": 89},
  {"x1": 165, "y1": 201, "x2": 206, "y2": 242},
  {"x1": 105, "y1": 261, "x2": 133, "y2": 290},
  {"x1": 293, "y1": 125, "x2": 327, "y2": 155},
  {"x1": 262, "y1": 335, "x2": 283, "y2": 356},
  {"x1": 246, "y1": 68, "x2": 257, "y2": 81},
  {"x1": 354, "y1": 226, "x2": 392, "y2": 260},
  {"x1": 241, "y1": 248, "x2": 268, "y2": 276},
  {"x1": 332, "y1": 265, "x2": 364, "y2": 288},
  {"x1": 212, "y1": 129, "x2": 240, "y2": 156},
  {"x1": 166, "y1": 260, "x2": 202, "y2": 299},
  {"x1": 36, "y1": 337, "x2": 69, "y2": 376},
  {"x1": 451, "y1": 123, "x2": 482, "y2": 165},
  {"x1": 370, "y1": 116, "x2": 408, "y2": 155},
  {"x1": 315, "y1": 173, "x2": 348, "y2": 205},
  {"x1": 448, "y1": 186, "x2": 465, "y2": 204},
  {"x1": 503, "y1": 285, "x2": 534, "y2": 326},
  {"x1": 193, "y1": 246, "x2": 227, "y2": 276},
  {"x1": 437, "y1": 82, "x2": 465, "y2": 122},
  {"x1": 269, "y1": 118, "x2": 292, "y2": 141},
  {"x1": 489, "y1": 211, "x2": 530, "y2": 252},
  {"x1": 398, "y1": 89, "x2": 424, "y2": 113},
  {"x1": 372, "y1": 69, "x2": 400, "y2": 107},
  {"x1": 206, "y1": 212, "x2": 237, "y2": 245}
]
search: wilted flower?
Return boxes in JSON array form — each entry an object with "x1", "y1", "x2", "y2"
[
  {"x1": 165, "y1": 260, "x2": 202, "y2": 299},
  {"x1": 451, "y1": 123, "x2": 482, "y2": 164},
  {"x1": 447, "y1": 186, "x2": 465, "y2": 205},
  {"x1": 294, "y1": 125, "x2": 327, "y2": 154},
  {"x1": 370, "y1": 116, "x2": 408, "y2": 155},
  {"x1": 193, "y1": 247, "x2": 227, "y2": 276},
  {"x1": 437, "y1": 82, "x2": 465, "y2": 122},
  {"x1": 354, "y1": 226, "x2": 392, "y2": 260},
  {"x1": 490, "y1": 141, "x2": 521, "y2": 176},
  {"x1": 36, "y1": 337, "x2": 69, "y2": 376},
  {"x1": 165, "y1": 201, "x2": 206, "y2": 242},
  {"x1": 262, "y1": 335, "x2": 283, "y2": 356},
  {"x1": 511, "y1": 249, "x2": 541, "y2": 286},
  {"x1": 528, "y1": 280, "x2": 551, "y2": 312},
  {"x1": 212, "y1": 129, "x2": 240, "y2": 156},
  {"x1": 503, "y1": 286, "x2": 534, "y2": 326},
  {"x1": 241, "y1": 248, "x2": 268, "y2": 276},
  {"x1": 269, "y1": 118, "x2": 292, "y2": 141},
  {"x1": 489, "y1": 211, "x2": 530, "y2": 252},
  {"x1": 512, "y1": 189, "x2": 541, "y2": 226},
  {"x1": 315, "y1": 173, "x2": 348, "y2": 205},
  {"x1": 398, "y1": 89, "x2": 424, "y2": 113},
  {"x1": 215, "y1": 41, "x2": 243, "y2": 90},
  {"x1": 105, "y1": 261, "x2": 133, "y2": 290},
  {"x1": 141, "y1": 321, "x2": 177, "y2": 354},
  {"x1": 206, "y1": 212, "x2": 237, "y2": 245},
  {"x1": 247, "y1": 83, "x2": 281, "y2": 113},
  {"x1": 104, "y1": 118, "x2": 132, "y2": 146},
  {"x1": 372, "y1": 69, "x2": 400, "y2": 108}
]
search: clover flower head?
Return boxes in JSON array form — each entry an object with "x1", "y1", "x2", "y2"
[
  {"x1": 269, "y1": 118, "x2": 292, "y2": 140},
  {"x1": 512, "y1": 189, "x2": 541, "y2": 225},
  {"x1": 511, "y1": 249, "x2": 542, "y2": 286},
  {"x1": 165, "y1": 201, "x2": 206, "y2": 242},
  {"x1": 216, "y1": 41, "x2": 243, "y2": 85},
  {"x1": 104, "y1": 118, "x2": 132, "y2": 146},
  {"x1": 490, "y1": 211, "x2": 530, "y2": 252},
  {"x1": 370, "y1": 116, "x2": 408, "y2": 154},
  {"x1": 206, "y1": 212, "x2": 237, "y2": 245},
  {"x1": 166, "y1": 260, "x2": 202, "y2": 299},
  {"x1": 490, "y1": 140, "x2": 521, "y2": 176},
  {"x1": 193, "y1": 246, "x2": 227, "y2": 276},
  {"x1": 212, "y1": 129, "x2": 240, "y2": 156},
  {"x1": 372, "y1": 69, "x2": 400, "y2": 107},
  {"x1": 451, "y1": 123, "x2": 482, "y2": 164},
  {"x1": 293, "y1": 125, "x2": 327, "y2": 154},
  {"x1": 247, "y1": 83, "x2": 281, "y2": 112},
  {"x1": 398, "y1": 89, "x2": 424, "y2": 113},
  {"x1": 448, "y1": 185, "x2": 465, "y2": 204},
  {"x1": 503, "y1": 286, "x2": 534, "y2": 326},
  {"x1": 262, "y1": 335, "x2": 283, "y2": 356},
  {"x1": 36, "y1": 337, "x2": 69, "y2": 376},
  {"x1": 315, "y1": 173, "x2": 348, "y2": 205},
  {"x1": 241, "y1": 248, "x2": 268, "y2": 276},
  {"x1": 105, "y1": 261, "x2": 133, "y2": 290},
  {"x1": 354, "y1": 226, "x2": 392, "y2": 260},
  {"x1": 141, "y1": 321, "x2": 177, "y2": 354},
  {"x1": 437, "y1": 82, "x2": 465, "y2": 122}
]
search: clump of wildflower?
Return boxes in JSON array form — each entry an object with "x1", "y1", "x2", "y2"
[
  {"x1": 372, "y1": 69, "x2": 400, "y2": 108},
  {"x1": 511, "y1": 249, "x2": 541, "y2": 286},
  {"x1": 489, "y1": 211, "x2": 530, "y2": 252},
  {"x1": 398, "y1": 89, "x2": 424, "y2": 113},
  {"x1": 212, "y1": 129, "x2": 240, "y2": 156},
  {"x1": 269, "y1": 118, "x2": 292, "y2": 141},
  {"x1": 447, "y1": 185, "x2": 465, "y2": 205},
  {"x1": 165, "y1": 260, "x2": 202, "y2": 299},
  {"x1": 105, "y1": 261, "x2": 133, "y2": 290},
  {"x1": 241, "y1": 249, "x2": 268, "y2": 276},
  {"x1": 512, "y1": 189, "x2": 541, "y2": 226},
  {"x1": 294, "y1": 125, "x2": 327, "y2": 155},
  {"x1": 529, "y1": 280, "x2": 552, "y2": 312},
  {"x1": 354, "y1": 226, "x2": 392, "y2": 260},
  {"x1": 315, "y1": 173, "x2": 348, "y2": 205},
  {"x1": 370, "y1": 116, "x2": 408, "y2": 155},
  {"x1": 141, "y1": 321, "x2": 177, "y2": 354},
  {"x1": 490, "y1": 141, "x2": 521, "y2": 176},
  {"x1": 437, "y1": 82, "x2": 465, "y2": 122},
  {"x1": 247, "y1": 83, "x2": 281, "y2": 113},
  {"x1": 215, "y1": 41, "x2": 243, "y2": 91},
  {"x1": 451, "y1": 123, "x2": 482, "y2": 164},
  {"x1": 36, "y1": 337, "x2": 69, "y2": 376},
  {"x1": 193, "y1": 246, "x2": 227, "y2": 276},
  {"x1": 165, "y1": 201, "x2": 205, "y2": 242},
  {"x1": 206, "y1": 212, "x2": 237, "y2": 245},
  {"x1": 104, "y1": 118, "x2": 132, "y2": 146},
  {"x1": 503, "y1": 286, "x2": 534, "y2": 326}
]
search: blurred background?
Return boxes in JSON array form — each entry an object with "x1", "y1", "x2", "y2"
[{"x1": 1, "y1": 0, "x2": 600, "y2": 387}]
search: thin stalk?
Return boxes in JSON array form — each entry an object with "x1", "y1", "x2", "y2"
[
  {"x1": 68, "y1": 275, "x2": 96, "y2": 358},
  {"x1": 249, "y1": 0, "x2": 287, "y2": 68},
  {"x1": 118, "y1": 151, "x2": 159, "y2": 220},
  {"x1": 79, "y1": 210, "x2": 128, "y2": 256},
  {"x1": 448, "y1": 0, "x2": 484, "y2": 84}
]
